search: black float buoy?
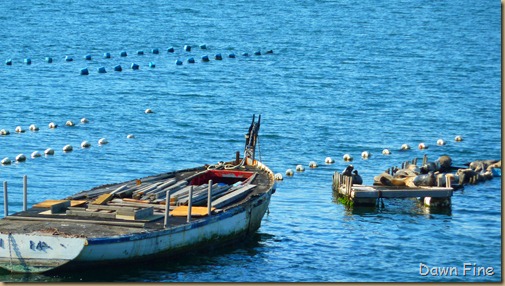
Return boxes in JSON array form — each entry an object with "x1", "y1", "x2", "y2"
[
  {"x1": 97, "y1": 66, "x2": 106, "y2": 73},
  {"x1": 65, "y1": 56, "x2": 73, "y2": 62},
  {"x1": 84, "y1": 54, "x2": 92, "y2": 60},
  {"x1": 137, "y1": 50, "x2": 144, "y2": 55},
  {"x1": 167, "y1": 47, "x2": 175, "y2": 53},
  {"x1": 24, "y1": 58, "x2": 32, "y2": 65},
  {"x1": 229, "y1": 53, "x2": 236, "y2": 58},
  {"x1": 184, "y1": 45, "x2": 191, "y2": 52},
  {"x1": 45, "y1": 57, "x2": 53, "y2": 63},
  {"x1": 152, "y1": 48, "x2": 159, "y2": 54},
  {"x1": 187, "y1": 57, "x2": 195, "y2": 64},
  {"x1": 114, "y1": 65, "x2": 122, "y2": 71},
  {"x1": 201, "y1": 55, "x2": 210, "y2": 62},
  {"x1": 131, "y1": 63, "x2": 139, "y2": 70},
  {"x1": 200, "y1": 44, "x2": 207, "y2": 49},
  {"x1": 149, "y1": 62, "x2": 156, "y2": 68},
  {"x1": 120, "y1": 51, "x2": 128, "y2": 57},
  {"x1": 103, "y1": 52, "x2": 111, "y2": 59},
  {"x1": 5, "y1": 59, "x2": 12, "y2": 65},
  {"x1": 215, "y1": 53, "x2": 222, "y2": 60},
  {"x1": 175, "y1": 59, "x2": 183, "y2": 65},
  {"x1": 80, "y1": 68, "x2": 89, "y2": 75}
]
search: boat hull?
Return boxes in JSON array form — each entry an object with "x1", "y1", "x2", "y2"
[{"x1": 0, "y1": 189, "x2": 272, "y2": 273}]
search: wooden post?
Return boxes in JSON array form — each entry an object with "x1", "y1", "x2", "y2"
[
  {"x1": 422, "y1": 154, "x2": 427, "y2": 165},
  {"x1": 3, "y1": 181, "x2": 7, "y2": 217},
  {"x1": 207, "y1": 180, "x2": 213, "y2": 216},
  {"x1": 187, "y1": 185, "x2": 193, "y2": 222},
  {"x1": 446, "y1": 174, "x2": 452, "y2": 188},
  {"x1": 164, "y1": 190, "x2": 170, "y2": 228},
  {"x1": 235, "y1": 151, "x2": 240, "y2": 164},
  {"x1": 23, "y1": 175, "x2": 27, "y2": 211}
]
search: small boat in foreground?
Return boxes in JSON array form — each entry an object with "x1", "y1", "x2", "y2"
[{"x1": 0, "y1": 115, "x2": 276, "y2": 273}]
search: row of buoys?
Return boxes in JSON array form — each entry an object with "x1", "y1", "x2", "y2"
[
  {"x1": 0, "y1": 135, "x2": 139, "y2": 166},
  {"x1": 5, "y1": 47, "x2": 274, "y2": 66},
  {"x1": 0, "y1": 118, "x2": 90, "y2": 135},
  {"x1": 78, "y1": 50, "x2": 273, "y2": 75},
  {"x1": 274, "y1": 136, "x2": 465, "y2": 180}
]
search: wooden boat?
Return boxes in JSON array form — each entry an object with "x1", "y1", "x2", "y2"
[{"x1": 0, "y1": 115, "x2": 276, "y2": 274}]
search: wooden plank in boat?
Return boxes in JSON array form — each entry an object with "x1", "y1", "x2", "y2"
[
  {"x1": 66, "y1": 209, "x2": 116, "y2": 219},
  {"x1": 211, "y1": 184, "x2": 256, "y2": 209},
  {"x1": 91, "y1": 193, "x2": 114, "y2": 205},
  {"x1": 170, "y1": 206, "x2": 215, "y2": 217},
  {"x1": 116, "y1": 207, "x2": 154, "y2": 221},
  {"x1": 33, "y1": 200, "x2": 71, "y2": 214}
]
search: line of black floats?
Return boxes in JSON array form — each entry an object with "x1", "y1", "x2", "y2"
[{"x1": 343, "y1": 155, "x2": 501, "y2": 190}]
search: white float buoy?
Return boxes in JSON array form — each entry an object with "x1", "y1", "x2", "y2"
[
  {"x1": 48, "y1": 122, "x2": 57, "y2": 129},
  {"x1": 62, "y1": 145, "x2": 73, "y2": 152},
  {"x1": 455, "y1": 135, "x2": 463, "y2": 142},
  {"x1": 98, "y1": 138, "x2": 108, "y2": 145},
  {"x1": 361, "y1": 151, "x2": 370, "y2": 159},
  {"x1": 15, "y1": 126, "x2": 25, "y2": 133},
  {"x1": 436, "y1": 139, "x2": 446, "y2": 146},
  {"x1": 325, "y1": 157, "x2": 335, "y2": 164},
  {"x1": 382, "y1": 149, "x2": 391, "y2": 155},
  {"x1": 65, "y1": 120, "x2": 75, "y2": 127},
  {"x1": 309, "y1": 161, "x2": 318, "y2": 168},
  {"x1": 29, "y1": 124, "x2": 39, "y2": 131},
  {"x1": 31, "y1": 151, "x2": 41, "y2": 158},
  {"x1": 127, "y1": 134, "x2": 135, "y2": 139},
  {"x1": 296, "y1": 164, "x2": 305, "y2": 172},
  {"x1": 0, "y1": 129, "x2": 10, "y2": 135},
  {"x1": 16, "y1": 154, "x2": 26, "y2": 162},
  {"x1": 285, "y1": 169, "x2": 294, "y2": 176},
  {"x1": 274, "y1": 173, "x2": 283, "y2": 181},
  {"x1": 44, "y1": 148, "x2": 55, "y2": 155},
  {"x1": 81, "y1": 141, "x2": 91, "y2": 148},
  {"x1": 418, "y1": 142, "x2": 427, "y2": 149},
  {"x1": 343, "y1": 154, "x2": 353, "y2": 161},
  {"x1": 145, "y1": 109, "x2": 153, "y2": 114},
  {"x1": 1, "y1": 157, "x2": 11, "y2": 165},
  {"x1": 401, "y1": 144, "x2": 411, "y2": 150},
  {"x1": 80, "y1": 118, "x2": 89, "y2": 124}
]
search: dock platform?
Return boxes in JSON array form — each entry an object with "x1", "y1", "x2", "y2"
[{"x1": 332, "y1": 173, "x2": 453, "y2": 207}]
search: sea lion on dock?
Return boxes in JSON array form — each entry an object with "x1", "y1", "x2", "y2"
[
  {"x1": 342, "y1": 165, "x2": 354, "y2": 176},
  {"x1": 466, "y1": 159, "x2": 500, "y2": 172},
  {"x1": 352, "y1": 170, "x2": 363, "y2": 185},
  {"x1": 413, "y1": 171, "x2": 436, "y2": 187}
]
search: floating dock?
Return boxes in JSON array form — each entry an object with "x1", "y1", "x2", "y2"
[{"x1": 332, "y1": 173, "x2": 453, "y2": 207}]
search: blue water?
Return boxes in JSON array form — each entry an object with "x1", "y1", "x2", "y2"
[{"x1": 0, "y1": 0, "x2": 501, "y2": 282}]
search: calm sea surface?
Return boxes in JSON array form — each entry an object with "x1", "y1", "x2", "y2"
[{"x1": 0, "y1": 0, "x2": 501, "y2": 282}]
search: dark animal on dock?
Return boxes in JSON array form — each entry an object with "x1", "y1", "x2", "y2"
[
  {"x1": 420, "y1": 155, "x2": 453, "y2": 174},
  {"x1": 342, "y1": 165, "x2": 354, "y2": 176},
  {"x1": 413, "y1": 171, "x2": 436, "y2": 187},
  {"x1": 466, "y1": 159, "x2": 500, "y2": 172},
  {"x1": 352, "y1": 170, "x2": 363, "y2": 185}
]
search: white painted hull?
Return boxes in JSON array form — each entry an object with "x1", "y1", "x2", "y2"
[{"x1": 0, "y1": 190, "x2": 272, "y2": 273}]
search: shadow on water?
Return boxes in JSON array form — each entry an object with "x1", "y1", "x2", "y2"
[{"x1": 0, "y1": 232, "x2": 270, "y2": 282}]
